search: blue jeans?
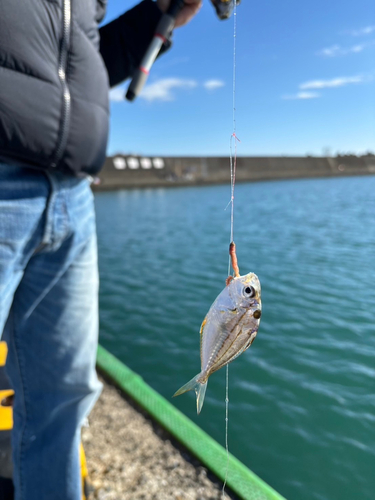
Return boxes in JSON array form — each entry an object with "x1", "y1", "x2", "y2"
[{"x1": 0, "y1": 163, "x2": 102, "y2": 500}]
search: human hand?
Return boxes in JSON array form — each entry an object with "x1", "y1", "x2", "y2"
[{"x1": 156, "y1": 0, "x2": 202, "y2": 28}]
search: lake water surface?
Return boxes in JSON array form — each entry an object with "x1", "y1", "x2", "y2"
[{"x1": 95, "y1": 175, "x2": 375, "y2": 500}]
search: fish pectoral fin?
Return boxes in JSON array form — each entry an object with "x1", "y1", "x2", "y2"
[{"x1": 173, "y1": 374, "x2": 208, "y2": 414}]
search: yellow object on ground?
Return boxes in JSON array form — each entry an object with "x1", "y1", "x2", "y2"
[
  {"x1": 0, "y1": 341, "x2": 8, "y2": 365},
  {"x1": 0, "y1": 341, "x2": 14, "y2": 431},
  {"x1": 0, "y1": 389, "x2": 14, "y2": 431},
  {"x1": 80, "y1": 442, "x2": 89, "y2": 500}
]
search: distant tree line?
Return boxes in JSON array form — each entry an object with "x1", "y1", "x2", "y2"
[
  {"x1": 335, "y1": 152, "x2": 375, "y2": 159},
  {"x1": 305, "y1": 152, "x2": 375, "y2": 159}
]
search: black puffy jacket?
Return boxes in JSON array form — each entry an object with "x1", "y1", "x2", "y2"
[{"x1": 0, "y1": 0, "x2": 165, "y2": 176}]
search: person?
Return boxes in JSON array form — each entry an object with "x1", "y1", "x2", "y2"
[{"x1": 0, "y1": 0, "x2": 201, "y2": 498}]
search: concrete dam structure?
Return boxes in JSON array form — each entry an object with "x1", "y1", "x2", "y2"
[{"x1": 93, "y1": 154, "x2": 375, "y2": 190}]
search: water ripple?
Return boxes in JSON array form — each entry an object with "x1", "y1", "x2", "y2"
[{"x1": 95, "y1": 176, "x2": 375, "y2": 500}]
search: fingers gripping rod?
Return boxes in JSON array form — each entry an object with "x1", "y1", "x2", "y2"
[{"x1": 126, "y1": 0, "x2": 185, "y2": 101}]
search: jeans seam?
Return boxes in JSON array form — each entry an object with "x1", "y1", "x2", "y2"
[
  {"x1": 43, "y1": 172, "x2": 58, "y2": 247},
  {"x1": 9, "y1": 308, "x2": 29, "y2": 500},
  {"x1": 61, "y1": 187, "x2": 70, "y2": 239}
]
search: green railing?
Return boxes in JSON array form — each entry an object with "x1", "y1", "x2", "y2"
[{"x1": 97, "y1": 345, "x2": 286, "y2": 500}]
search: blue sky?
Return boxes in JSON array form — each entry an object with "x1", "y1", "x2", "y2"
[{"x1": 104, "y1": 0, "x2": 375, "y2": 157}]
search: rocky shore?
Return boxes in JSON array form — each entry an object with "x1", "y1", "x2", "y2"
[{"x1": 82, "y1": 376, "x2": 238, "y2": 500}]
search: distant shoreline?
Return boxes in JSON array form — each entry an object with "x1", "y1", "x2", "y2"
[{"x1": 92, "y1": 154, "x2": 375, "y2": 191}]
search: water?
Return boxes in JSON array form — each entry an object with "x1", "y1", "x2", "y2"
[{"x1": 95, "y1": 176, "x2": 375, "y2": 500}]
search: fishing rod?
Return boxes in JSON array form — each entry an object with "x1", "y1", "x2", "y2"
[{"x1": 125, "y1": 0, "x2": 241, "y2": 101}]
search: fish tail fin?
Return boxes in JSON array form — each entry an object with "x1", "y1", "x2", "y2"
[
  {"x1": 173, "y1": 374, "x2": 208, "y2": 414},
  {"x1": 196, "y1": 380, "x2": 207, "y2": 414}
]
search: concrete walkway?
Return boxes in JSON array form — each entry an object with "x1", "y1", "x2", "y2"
[{"x1": 82, "y1": 376, "x2": 238, "y2": 500}]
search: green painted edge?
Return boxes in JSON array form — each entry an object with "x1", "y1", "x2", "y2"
[{"x1": 96, "y1": 345, "x2": 286, "y2": 500}]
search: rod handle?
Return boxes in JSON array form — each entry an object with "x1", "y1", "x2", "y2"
[
  {"x1": 126, "y1": 69, "x2": 149, "y2": 101},
  {"x1": 126, "y1": 0, "x2": 185, "y2": 101}
]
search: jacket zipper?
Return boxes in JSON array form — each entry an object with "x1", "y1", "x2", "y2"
[{"x1": 51, "y1": 0, "x2": 72, "y2": 168}]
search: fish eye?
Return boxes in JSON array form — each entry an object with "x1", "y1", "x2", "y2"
[{"x1": 243, "y1": 286, "x2": 255, "y2": 298}]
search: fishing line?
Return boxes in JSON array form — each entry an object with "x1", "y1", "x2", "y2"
[
  {"x1": 223, "y1": 1, "x2": 238, "y2": 497},
  {"x1": 227, "y1": 0, "x2": 240, "y2": 278}
]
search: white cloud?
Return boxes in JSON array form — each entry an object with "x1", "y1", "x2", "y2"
[
  {"x1": 109, "y1": 87, "x2": 125, "y2": 102},
  {"x1": 317, "y1": 43, "x2": 370, "y2": 57},
  {"x1": 282, "y1": 92, "x2": 320, "y2": 100},
  {"x1": 351, "y1": 44, "x2": 366, "y2": 52},
  {"x1": 140, "y1": 78, "x2": 197, "y2": 101},
  {"x1": 318, "y1": 44, "x2": 341, "y2": 57},
  {"x1": 300, "y1": 75, "x2": 364, "y2": 90},
  {"x1": 204, "y1": 79, "x2": 225, "y2": 90},
  {"x1": 349, "y1": 25, "x2": 375, "y2": 36},
  {"x1": 109, "y1": 77, "x2": 225, "y2": 103}
]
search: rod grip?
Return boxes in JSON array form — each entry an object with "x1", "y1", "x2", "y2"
[
  {"x1": 126, "y1": 69, "x2": 149, "y2": 102},
  {"x1": 126, "y1": 0, "x2": 185, "y2": 101}
]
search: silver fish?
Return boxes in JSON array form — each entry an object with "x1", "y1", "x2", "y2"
[{"x1": 173, "y1": 272, "x2": 261, "y2": 413}]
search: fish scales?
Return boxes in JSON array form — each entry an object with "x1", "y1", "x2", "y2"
[{"x1": 174, "y1": 272, "x2": 261, "y2": 413}]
